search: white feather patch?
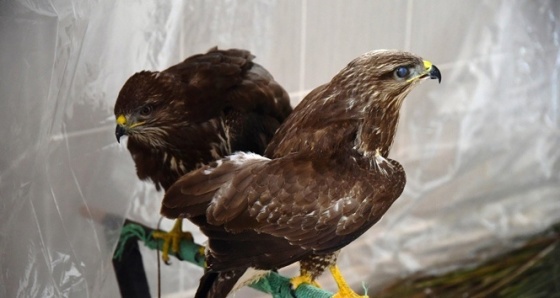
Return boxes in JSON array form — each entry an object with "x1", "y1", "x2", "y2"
[
  {"x1": 228, "y1": 152, "x2": 270, "y2": 165},
  {"x1": 231, "y1": 268, "x2": 270, "y2": 294}
]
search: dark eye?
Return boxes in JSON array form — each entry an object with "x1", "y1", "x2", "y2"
[
  {"x1": 140, "y1": 105, "x2": 153, "y2": 116},
  {"x1": 394, "y1": 66, "x2": 410, "y2": 79}
]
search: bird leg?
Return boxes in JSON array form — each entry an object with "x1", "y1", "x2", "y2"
[
  {"x1": 292, "y1": 253, "x2": 336, "y2": 290},
  {"x1": 329, "y1": 265, "x2": 368, "y2": 298},
  {"x1": 151, "y1": 218, "x2": 194, "y2": 264}
]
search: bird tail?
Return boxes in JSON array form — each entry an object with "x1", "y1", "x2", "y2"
[{"x1": 195, "y1": 269, "x2": 245, "y2": 298}]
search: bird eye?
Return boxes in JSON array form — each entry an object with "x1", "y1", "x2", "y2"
[
  {"x1": 140, "y1": 105, "x2": 153, "y2": 116},
  {"x1": 394, "y1": 66, "x2": 410, "y2": 79}
]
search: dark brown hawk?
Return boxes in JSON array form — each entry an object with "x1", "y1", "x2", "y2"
[
  {"x1": 113, "y1": 47, "x2": 292, "y2": 262},
  {"x1": 162, "y1": 50, "x2": 442, "y2": 297}
]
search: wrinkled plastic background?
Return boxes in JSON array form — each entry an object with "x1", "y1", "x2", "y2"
[{"x1": 1, "y1": 0, "x2": 559, "y2": 297}]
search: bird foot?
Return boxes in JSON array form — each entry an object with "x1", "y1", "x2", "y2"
[
  {"x1": 152, "y1": 219, "x2": 193, "y2": 264},
  {"x1": 290, "y1": 273, "x2": 321, "y2": 290},
  {"x1": 195, "y1": 245, "x2": 206, "y2": 266},
  {"x1": 329, "y1": 265, "x2": 368, "y2": 298}
]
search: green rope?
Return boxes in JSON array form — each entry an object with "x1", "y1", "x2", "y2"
[{"x1": 115, "y1": 222, "x2": 333, "y2": 298}]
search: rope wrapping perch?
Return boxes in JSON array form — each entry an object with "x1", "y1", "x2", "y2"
[{"x1": 115, "y1": 221, "x2": 333, "y2": 298}]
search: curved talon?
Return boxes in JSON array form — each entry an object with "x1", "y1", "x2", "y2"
[
  {"x1": 151, "y1": 219, "x2": 193, "y2": 264},
  {"x1": 329, "y1": 265, "x2": 368, "y2": 298},
  {"x1": 152, "y1": 230, "x2": 172, "y2": 263}
]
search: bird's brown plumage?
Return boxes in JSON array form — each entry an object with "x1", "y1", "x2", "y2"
[
  {"x1": 113, "y1": 47, "x2": 292, "y2": 293},
  {"x1": 162, "y1": 50, "x2": 442, "y2": 297},
  {"x1": 114, "y1": 47, "x2": 292, "y2": 191}
]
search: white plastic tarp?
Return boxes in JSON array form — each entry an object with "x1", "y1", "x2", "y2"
[{"x1": 1, "y1": 1, "x2": 559, "y2": 297}]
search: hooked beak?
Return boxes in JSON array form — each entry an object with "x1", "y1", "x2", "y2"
[
  {"x1": 115, "y1": 125, "x2": 126, "y2": 143},
  {"x1": 115, "y1": 114, "x2": 127, "y2": 143},
  {"x1": 423, "y1": 60, "x2": 442, "y2": 83}
]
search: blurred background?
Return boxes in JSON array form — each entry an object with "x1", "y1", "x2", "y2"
[{"x1": 1, "y1": 0, "x2": 559, "y2": 297}]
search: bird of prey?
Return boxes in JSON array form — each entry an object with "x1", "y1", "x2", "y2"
[
  {"x1": 113, "y1": 47, "x2": 292, "y2": 262},
  {"x1": 162, "y1": 50, "x2": 441, "y2": 297}
]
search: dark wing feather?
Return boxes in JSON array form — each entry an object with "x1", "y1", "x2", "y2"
[
  {"x1": 164, "y1": 47, "x2": 252, "y2": 91},
  {"x1": 164, "y1": 47, "x2": 292, "y2": 154},
  {"x1": 162, "y1": 151, "x2": 405, "y2": 253},
  {"x1": 218, "y1": 155, "x2": 405, "y2": 252},
  {"x1": 161, "y1": 153, "x2": 270, "y2": 219},
  {"x1": 164, "y1": 47, "x2": 291, "y2": 123},
  {"x1": 163, "y1": 153, "x2": 313, "y2": 271}
]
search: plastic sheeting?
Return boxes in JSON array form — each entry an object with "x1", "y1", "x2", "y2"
[{"x1": 1, "y1": 0, "x2": 559, "y2": 297}]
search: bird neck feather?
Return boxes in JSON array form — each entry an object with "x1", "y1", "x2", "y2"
[{"x1": 355, "y1": 92, "x2": 405, "y2": 157}]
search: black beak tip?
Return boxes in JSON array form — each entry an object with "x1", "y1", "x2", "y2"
[
  {"x1": 430, "y1": 65, "x2": 442, "y2": 83},
  {"x1": 115, "y1": 125, "x2": 126, "y2": 143}
]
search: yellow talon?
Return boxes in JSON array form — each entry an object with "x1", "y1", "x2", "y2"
[
  {"x1": 329, "y1": 265, "x2": 368, "y2": 298},
  {"x1": 196, "y1": 245, "x2": 207, "y2": 267},
  {"x1": 152, "y1": 218, "x2": 193, "y2": 263},
  {"x1": 290, "y1": 272, "x2": 321, "y2": 290}
]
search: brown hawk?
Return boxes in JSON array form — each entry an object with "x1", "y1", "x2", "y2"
[
  {"x1": 113, "y1": 47, "x2": 292, "y2": 262},
  {"x1": 162, "y1": 50, "x2": 442, "y2": 297}
]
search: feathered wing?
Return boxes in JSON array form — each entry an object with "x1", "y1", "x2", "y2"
[
  {"x1": 164, "y1": 47, "x2": 292, "y2": 156},
  {"x1": 165, "y1": 47, "x2": 291, "y2": 124},
  {"x1": 164, "y1": 47, "x2": 252, "y2": 91},
  {"x1": 163, "y1": 153, "x2": 312, "y2": 272},
  {"x1": 162, "y1": 151, "x2": 405, "y2": 254}
]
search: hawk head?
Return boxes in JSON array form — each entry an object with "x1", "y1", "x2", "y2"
[
  {"x1": 334, "y1": 49, "x2": 441, "y2": 105},
  {"x1": 114, "y1": 71, "x2": 182, "y2": 147},
  {"x1": 113, "y1": 71, "x2": 225, "y2": 149}
]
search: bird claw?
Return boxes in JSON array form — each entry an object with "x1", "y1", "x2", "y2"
[
  {"x1": 329, "y1": 265, "x2": 368, "y2": 298},
  {"x1": 289, "y1": 273, "x2": 320, "y2": 290},
  {"x1": 195, "y1": 246, "x2": 206, "y2": 266},
  {"x1": 152, "y1": 219, "x2": 193, "y2": 264}
]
